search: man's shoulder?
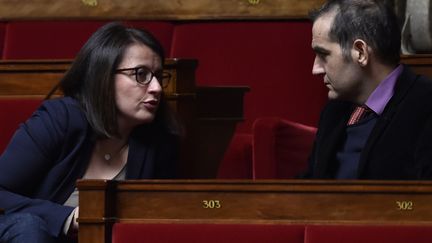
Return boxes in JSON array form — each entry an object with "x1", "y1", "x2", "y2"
[
  {"x1": 402, "y1": 72, "x2": 432, "y2": 105},
  {"x1": 399, "y1": 66, "x2": 432, "y2": 92},
  {"x1": 413, "y1": 74, "x2": 432, "y2": 91}
]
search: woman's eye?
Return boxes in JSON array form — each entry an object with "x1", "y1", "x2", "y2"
[
  {"x1": 137, "y1": 68, "x2": 150, "y2": 78},
  {"x1": 136, "y1": 68, "x2": 147, "y2": 75}
]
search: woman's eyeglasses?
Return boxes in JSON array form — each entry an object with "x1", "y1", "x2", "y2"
[{"x1": 116, "y1": 66, "x2": 171, "y2": 88}]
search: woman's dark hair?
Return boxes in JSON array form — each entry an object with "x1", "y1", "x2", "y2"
[
  {"x1": 310, "y1": 0, "x2": 401, "y2": 65},
  {"x1": 48, "y1": 22, "x2": 173, "y2": 138}
]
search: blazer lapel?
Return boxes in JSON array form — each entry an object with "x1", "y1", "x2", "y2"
[
  {"x1": 314, "y1": 103, "x2": 352, "y2": 178},
  {"x1": 126, "y1": 129, "x2": 156, "y2": 179},
  {"x1": 357, "y1": 65, "x2": 418, "y2": 176}
]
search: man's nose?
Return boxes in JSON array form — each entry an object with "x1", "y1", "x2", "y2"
[{"x1": 312, "y1": 56, "x2": 325, "y2": 75}]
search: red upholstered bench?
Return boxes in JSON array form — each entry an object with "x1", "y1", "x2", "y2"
[
  {"x1": 217, "y1": 133, "x2": 253, "y2": 178},
  {"x1": 0, "y1": 99, "x2": 42, "y2": 153},
  {"x1": 217, "y1": 117, "x2": 317, "y2": 179},
  {"x1": 305, "y1": 225, "x2": 432, "y2": 243},
  {"x1": 112, "y1": 223, "x2": 305, "y2": 243},
  {"x1": 252, "y1": 117, "x2": 317, "y2": 179},
  {"x1": 111, "y1": 223, "x2": 432, "y2": 243}
]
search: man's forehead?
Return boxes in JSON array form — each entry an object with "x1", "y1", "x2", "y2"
[
  {"x1": 313, "y1": 9, "x2": 337, "y2": 32},
  {"x1": 313, "y1": 13, "x2": 334, "y2": 31},
  {"x1": 312, "y1": 21, "x2": 330, "y2": 45}
]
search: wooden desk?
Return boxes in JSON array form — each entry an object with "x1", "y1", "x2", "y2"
[
  {"x1": 77, "y1": 179, "x2": 432, "y2": 243},
  {"x1": 0, "y1": 59, "x2": 249, "y2": 178}
]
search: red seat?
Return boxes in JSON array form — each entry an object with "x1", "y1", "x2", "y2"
[
  {"x1": 218, "y1": 117, "x2": 317, "y2": 179},
  {"x1": 0, "y1": 99, "x2": 42, "y2": 153},
  {"x1": 252, "y1": 117, "x2": 316, "y2": 179},
  {"x1": 112, "y1": 223, "x2": 305, "y2": 243},
  {"x1": 305, "y1": 225, "x2": 432, "y2": 243},
  {"x1": 217, "y1": 133, "x2": 253, "y2": 179}
]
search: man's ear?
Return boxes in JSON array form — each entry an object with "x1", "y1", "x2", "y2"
[{"x1": 352, "y1": 39, "x2": 369, "y2": 66}]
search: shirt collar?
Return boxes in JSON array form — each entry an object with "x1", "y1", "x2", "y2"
[{"x1": 365, "y1": 64, "x2": 403, "y2": 115}]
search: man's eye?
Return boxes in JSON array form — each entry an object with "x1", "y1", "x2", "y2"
[
  {"x1": 318, "y1": 52, "x2": 327, "y2": 58},
  {"x1": 317, "y1": 53, "x2": 328, "y2": 61}
]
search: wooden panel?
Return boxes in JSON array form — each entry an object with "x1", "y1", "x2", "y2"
[
  {"x1": 0, "y1": 0, "x2": 325, "y2": 20},
  {"x1": 0, "y1": 59, "x2": 195, "y2": 98},
  {"x1": 77, "y1": 179, "x2": 432, "y2": 243},
  {"x1": 401, "y1": 54, "x2": 432, "y2": 78},
  {"x1": 172, "y1": 86, "x2": 249, "y2": 178},
  {"x1": 78, "y1": 180, "x2": 115, "y2": 243}
]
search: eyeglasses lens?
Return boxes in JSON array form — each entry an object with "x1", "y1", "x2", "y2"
[
  {"x1": 161, "y1": 72, "x2": 171, "y2": 88},
  {"x1": 136, "y1": 68, "x2": 152, "y2": 84}
]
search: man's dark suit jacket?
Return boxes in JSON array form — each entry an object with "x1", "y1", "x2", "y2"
[
  {"x1": 303, "y1": 65, "x2": 432, "y2": 179},
  {"x1": 0, "y1": 97, "x2": 179, "y2": 237}
]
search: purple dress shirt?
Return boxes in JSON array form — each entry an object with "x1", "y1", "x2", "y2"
[{"x1": 366, "y1": 64, "x2": 404, "y2": 115}]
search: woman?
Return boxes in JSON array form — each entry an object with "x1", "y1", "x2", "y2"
[{"x1": 0, "y1": 22, "x2": 180, "y2": 242}]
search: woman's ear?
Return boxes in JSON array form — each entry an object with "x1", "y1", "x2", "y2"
[{"x1": 352, "y1": 39, "x2": 369, "y2": 66}]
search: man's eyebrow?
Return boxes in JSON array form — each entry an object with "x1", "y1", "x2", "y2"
[{"x1": 312, "y1": 46, "x2": 330, "y2": 55}]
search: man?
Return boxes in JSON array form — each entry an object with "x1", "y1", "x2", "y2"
[{"x1": 302, "y1": 0, "x2": 432, "y2": 179}]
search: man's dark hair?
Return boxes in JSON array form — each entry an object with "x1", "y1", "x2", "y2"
[
  {"x1": 54, "y1": 22, "x2": 171, "y2": 138},
  {"x1": 310, "y1": 0, "x2": 401, "y2": 65}
]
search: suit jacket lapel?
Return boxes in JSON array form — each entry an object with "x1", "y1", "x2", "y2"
[
  {"x1": 314, "y1": 102, "x2": 352, "y2": 178},
  {"x1": 357, "y1": 65, "x2": 418, "y2": 176},
  {"x1": 126, "y1": 127, "x2": 156, "y2": 179}
]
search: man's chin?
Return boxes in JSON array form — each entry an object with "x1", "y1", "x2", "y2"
[{"x1": 327, "y1": 91, "x2": 338, "y2": 100}]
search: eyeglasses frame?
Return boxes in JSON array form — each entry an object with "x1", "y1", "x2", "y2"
[{"x1": 116, "y1": 66, "x2": 171, "y2": 88}]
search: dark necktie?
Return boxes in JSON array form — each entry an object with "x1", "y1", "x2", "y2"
[{"x1": 347, "y1": 105, "x2": 371, "y2": 126}]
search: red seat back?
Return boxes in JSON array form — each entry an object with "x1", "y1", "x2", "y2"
[
  {"x1": 217, "y1": 133, "x2": 253, "y2": 179},
  {"x1": 252, "y1": 117, "x2": 316, "y2": 178},
  {"x1": 112, "y1": 223, "x2": 305, "y2": 243},
  {"x1": 305, "y1": 225, "x2": 432, "y2": 243},
  {"x1": 0, "y1": 99, "x2": 42, "y2": 153}
]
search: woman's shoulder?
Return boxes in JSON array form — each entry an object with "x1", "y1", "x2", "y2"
[
  {"x1": 39, "y1": 96, "x2": 83, "y2": 115},
  {"x1": 35, "y1": 97, "x2": 87, "y2": 129},
  {"x1": 41, "y1": 96, "x2": 80, "y2": 110}
]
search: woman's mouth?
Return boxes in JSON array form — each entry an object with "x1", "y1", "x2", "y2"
[{"x1": 141, "y1": 99, "x2": 159, "y2": 111}]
